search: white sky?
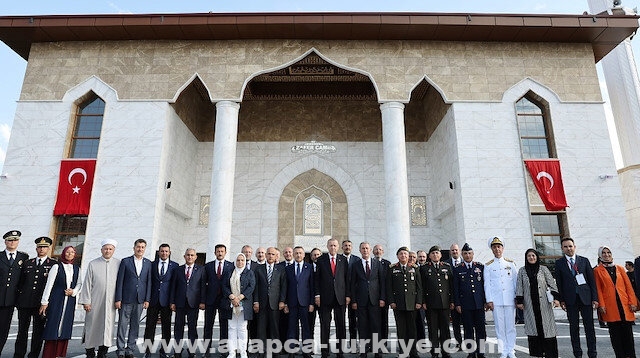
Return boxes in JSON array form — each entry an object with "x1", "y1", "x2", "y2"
[{"x1": 0, "y1": 0, "x2": 638, "y2": 170}]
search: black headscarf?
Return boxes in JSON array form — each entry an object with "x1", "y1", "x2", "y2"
[{"x1": 524, "y1": 248, "x2": 540, "y2": 279}]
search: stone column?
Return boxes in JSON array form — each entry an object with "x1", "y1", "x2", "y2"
[
  {"x1": 208, "y1": 101, "x2": 240, "y2": 257},
  {"x1": 588, "y1": 0, "x2": 640, "y2": 253},
  {"x1": 380, "y1": 102, "x2": 411, "y2": 252}
]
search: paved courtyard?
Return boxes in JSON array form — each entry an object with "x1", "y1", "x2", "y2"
[{"x1": 3, "y1": 309, "x2": 638, "y2": 357}]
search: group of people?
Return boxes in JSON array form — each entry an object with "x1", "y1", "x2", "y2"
[{"x1": 0, "y1": 230, "x2": 638, "y2": 358}]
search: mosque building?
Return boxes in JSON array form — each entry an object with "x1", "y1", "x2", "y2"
[{"x1": 0, "y1": 9, "x2": 637, "y2": 267}]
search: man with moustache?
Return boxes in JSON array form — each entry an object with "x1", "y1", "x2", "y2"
[
  {"x1": 315, "y1": 238, "x2": 349, "y2": 358},
  {"x1": 255, "y1": 247, "x2": 267, "y2": 265},
  {"x1": 349, "y1": 242, "x2": 385, "y2": 358},
  {"x1": 144, "y1": 243, "x2": 179, "y2": 358},
  {"x1": 253, "y1": 247, "x2": 287, "y2": 357},
  {"x1": 387, "y1": 247, "x2": 422, "y2": 358},
  {"x1": 421, "y1": 246, "x2": 453, "y2": 358},
  {"x1": 171, "y1": 248, "x2": 206, "y2": 358},
  {"x1": 15, "y1": 236, "x2": 55, "y2": 358}
]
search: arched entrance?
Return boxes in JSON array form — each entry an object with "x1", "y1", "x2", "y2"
[{"x1": 277, "y1": 169, "x2": 348, "y2": 251}]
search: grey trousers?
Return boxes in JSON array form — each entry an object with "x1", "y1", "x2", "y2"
[{"x1": 117, "y1": 303, "x2": 144, "y2": 355}]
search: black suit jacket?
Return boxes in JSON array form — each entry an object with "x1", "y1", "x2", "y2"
[
  {"x1": 254, "y1": 262, "x2": 287, "y2": 311},
  {"x1": 0, "y1": 250, "x2": 29, "y2": 307},
  {"x1": 149, "y1": 259, "x2": 179, "y2": 307},
  {"x1": 314, "y1": 253, "x2": 349, "y2": 306},
  {"x1": 17, "y1": 256, "x2": 57, "y2": 308},
  {"x1": 170, "y1": 264, "x2": 206, "y2": 309},
  {"x1": 350, "y1": 257, "x2": 385, "y2": 306},
  {"x1": 204, "y1": 260, "x2": 234, "y2": 306},
  {"x1": 554, "y1": 255, "x2": 598, "y2": 306}
]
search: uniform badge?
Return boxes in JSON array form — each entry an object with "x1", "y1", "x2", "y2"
[{"x1": 18, "y1": 260, "x2": 23, "y2": 266}]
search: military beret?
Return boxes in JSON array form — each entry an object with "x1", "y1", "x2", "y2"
[
  {"x1": 396, "y1": 246, "x2": 409, "y2": 255},
  {"x1": 461, "y1": 243, "x2": 473, "y2": 252},
  {"x1": 488, "y1": 236, "x2": 504, "y2": 247},
  {"x1": 3, "y1": 230, "x2": 21, "y2": 241},
  {"x1": 428, "y1": 245, "x2": 441, "y2": 254},
  {"x1": 35, "y1": 236, "x2": 52, "y2": 247}
]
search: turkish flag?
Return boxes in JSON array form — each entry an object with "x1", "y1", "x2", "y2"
[
  {"x1": 53, "y1": 159, "x2": 97, "y2": 216},
  {"x1": 524, "y1": 159, "x2": 568, "y2": 211}
]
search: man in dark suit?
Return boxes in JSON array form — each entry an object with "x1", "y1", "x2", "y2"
[
  {"x1": 253, "y1": 247, "x2": 287, "y2": 356},
  {"x1": 115, "y1": 238, "x2": 153, "y2": 358},
  {"x1": 285, "y1": 247, "x2": 314, "y2": 357},
  {"x1": 387, "y1": 246, "x2": 422, "y2": 358},
  {"x1": 15, "y1": 236, "x2": 56, "y2": 358},
  {"x1": 315, "y1": 238, "x2": 349, "y2": 358},
  {"x1": 349, "y1": 242, "x2": 385, "y2": 358},
  {"x1": 144, "y1": 243, "x2": 179, "y2": 358},
  {"x1": 342, "y1": 240, "x2": 360, "y2": 343},
  {"x1": 555, "y1": 237, "x2": 598, "y2": 358},
  {"x1": 278, "y1": 247, "x2": 294, "y2": 341},
  {"x1": 445, "y1": 243, "x2": 463, "y2": 349},
  {"x1": 170, "y1": 248, "x2": 206, "y2": 358},
  {"x1": 373, "y1": 244, "x2": 391, "y2": 345},
  {"x1": 421, "y1": 246, "x2": 453, "y2": 358},
  {"x1": 0, "y1": 230, "x2": 29, "y2": 355},
  {"x1": 452, "y1": 243, "x2": 486, "y2": 358},
  {"x1": 204, "y1": 244, "x2": 234, "y2": 358}
]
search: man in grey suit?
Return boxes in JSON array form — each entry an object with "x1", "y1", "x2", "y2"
[
  {"x1": 349, "y1": 242, "x2": 385, "y2": 358},
  {"x1": 253, "y1": 247, "x2": 287, "y2": 356}
]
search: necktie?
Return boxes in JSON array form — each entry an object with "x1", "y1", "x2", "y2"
[
  {"x1": 402, "y1": 265, "x2": 406, "y2": 274},
  {"x1": 9, "y1": 253, "x2": 14, "y2": 265},
  {"x1": 161, "y1": 261, "x2": 166, "y2": 276},
  {"x1": 37, "y1": 258, "x2": 42, "y2": 266},
  {"x1": 186, "y1": 266, "x2": 191, "y2": 281},
  {"x1": 454, "y1": 259, "x2": 458, "y2": 266},
  {"x1": 267, "y1": 264, "x2": 273, "y2": 284},
  {"x1": 331, "y1": 256, "x2": 336, "y2": 275},
  {"x1": 570, "y1": 258, "x2": 576, "y2": 276},
  {"x1": 217, "y1": 261, "x2": 222, "y2": 279},
  {"x1": 366, "y1": 260, "x2": 371, "y2": 278},
  {"x1": 296, "y1": 263, "x2": 301, "y2": 277}
]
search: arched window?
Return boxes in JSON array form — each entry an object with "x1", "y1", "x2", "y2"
[
  {"x1": 516, "y1": 94, "x2": 567, "y2": 268},
  {"x1": 70, "y1": 94, "x2": 104, "y2": 158}
]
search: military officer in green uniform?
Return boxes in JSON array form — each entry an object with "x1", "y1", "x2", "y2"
[
  {"x1": 386, "y1": 246, "x2": 422, "y2": 358},
  {"x1": 421, "y1": 245, "x2": 454, "y2": 358},
  {"x1": 15, "y1": 236, "x2": 57, "y2": 358}
]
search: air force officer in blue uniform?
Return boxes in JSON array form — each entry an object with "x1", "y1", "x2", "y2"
[{"x1": 452, "y1": 243, "x2": 486, "y2": 358}]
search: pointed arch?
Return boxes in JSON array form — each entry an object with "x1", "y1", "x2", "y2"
[
  {"x1": 502, "y1": 77, "x2": 562, "y2": 104},
  {"x1": 407, "y1": 75, "x2": 451, "y2": 104},
  {"x1": 62, "y1": 75, "x2": 118, "y2": 104},
  {"x1": 260, "y1": 155, "x2": 366, "y2": 247},
  {"x1": 171, "y1": 73, "x2": 214, "y2": 103},
  {"x1": 240, "y1": 48, "x2": 381, "y2": 101}
]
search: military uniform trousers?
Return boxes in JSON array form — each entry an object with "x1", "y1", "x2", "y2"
[
  {"x1": 493, "y1": 305, "x2": 516, "y2": 357},
  {"x1": 461, "y1": 308, "x2": 486, "y2": 356},
  {"x1": 15, "y1": 307, "x2": 47, "y2": 358},
  {"x1": 394, "y1": 310, "x2": 418, "y2": 357},
  {"x1": 427, "y1": 308, "x2": 452, "y2": 356}
]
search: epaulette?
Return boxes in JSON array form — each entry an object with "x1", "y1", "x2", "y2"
[
  {"x1": 18, "y1": 250, "x2": 27, "y2": 255},
  {"x1": 441, "y1": 261, "x2": 451, "y2": 267},
  {"x1": 411, "y1": 263, "x2": 419, "y2": 268},
  {"x1": 485, "y1": 259, "x2": 494, "y2": 265},
  {"x1": 389, "y1": 263, "x2": 398, "y2": 268},
  {"x1": 474, "y1": 261, "x2": 483, "y2": 266},
  {"x1": 504, "y1": 258, "x2": 514, "y2": 263}
]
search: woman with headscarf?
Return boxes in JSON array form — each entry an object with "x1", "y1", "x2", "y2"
[
  {"x1": 39, "y1": 246, "x2": 82, "y2": 358},
  {"x1": 515, "y1": 248, "x2": 560, "y2": 358},
  {"x1": 594, "y1": 246, "x2": 637, "y2": 358},
  {"x1": 223, "y1": 253, "x2": 256, "y2": 358}
]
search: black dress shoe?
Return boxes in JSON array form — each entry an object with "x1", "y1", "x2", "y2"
[{"x1": 126, "y1": 354, "x2": 135, "y2": 358}]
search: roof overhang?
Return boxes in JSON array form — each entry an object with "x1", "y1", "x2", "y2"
[{"x1": 0, "y1": 11, "x2": 638, "y2": 62}]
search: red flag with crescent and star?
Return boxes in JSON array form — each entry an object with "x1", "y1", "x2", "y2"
[
  {"x1": 524, "y1": 159, "x2": 568, "y2": 211},
  {"x1": 53, "y1": 159, "x2": 97, "y2": 215}
]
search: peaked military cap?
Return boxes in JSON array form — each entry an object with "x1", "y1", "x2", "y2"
[
  {"x1": 3, "y1": 230, "x2": 21, "y2": 241},
  {"x1": 35, "y1": 236, "x2": 53, "y2": 247},
  {"x1": 396, "y1": 246, "x2": 409, "y2": 255},
  {"x1": 428, "y1": 245, "x2": 441, "y2": 253},
  {"x1": 488, "y1": 236, "x2": 504, "y2": 247}
]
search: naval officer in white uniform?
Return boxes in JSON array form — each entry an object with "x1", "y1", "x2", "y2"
[{"x1": 484, "y1": 236, "x2": 518, "y2": 358}]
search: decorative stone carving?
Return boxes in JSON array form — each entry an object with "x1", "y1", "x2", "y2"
[
  {"x1": 291, "y1": 141, "x2": 337, "y2": 154},
  {"x1": 410, "y1": 196, "x2": 427, "y2": 226}
]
